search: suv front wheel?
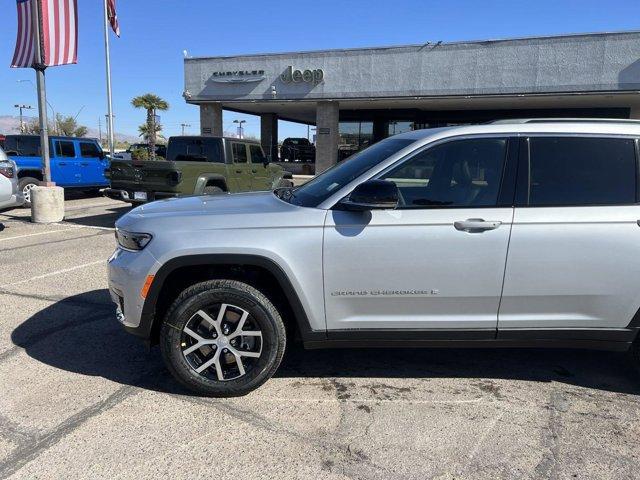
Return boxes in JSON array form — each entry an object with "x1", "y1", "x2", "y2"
[{"x1": 160, "y1": 279, "x2": 286, "y2": 396}]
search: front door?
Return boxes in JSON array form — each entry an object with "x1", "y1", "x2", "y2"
[
  {"x1": 499, "y1": 136, "x2": 640, "y2": 332},
  {"x1": 323, "y1": 136, "x2": 516, "y2": 333},
  {"x1": 51, "y1": 139, "x2": 78, "y2": 185},
  {"x1": 248, "y1": 144, "x2": 271, "y2": 190},
  {"x1": 77, "y1": 141, "x2": 108, "y2": 186},
  {"x1": 229, "y1": 142, "x2": 252, "y2": 192}
]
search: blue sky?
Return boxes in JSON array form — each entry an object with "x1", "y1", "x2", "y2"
[{"x1": 1, "y1": 0, "x2": 640, "y2": 141}]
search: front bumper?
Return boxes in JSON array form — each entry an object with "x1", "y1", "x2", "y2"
[
  {"x1": 104, "y1": 188, "x2": 179, "y2": 204},
  {"x1": 107, "y1": 246, "x2": 161, "y2": 337}
]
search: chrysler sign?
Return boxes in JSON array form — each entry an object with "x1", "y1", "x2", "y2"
[{"x1": 210, "y1": 70, "x2": 266, "y2": 83}]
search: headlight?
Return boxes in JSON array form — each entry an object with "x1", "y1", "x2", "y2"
[{"x1": 115, "y1": 228, "x2": 152, "y2": 251}]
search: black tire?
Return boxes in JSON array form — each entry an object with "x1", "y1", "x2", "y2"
[
  {"x1": 18, "y1": 177, "x2": 40, "y2": 207},
  {"x1": 160, "y1": 279, "x2": 286, "y2": 397},
  {"x1": 203, "y1": 185, "x2": 224, "y2": 195}
]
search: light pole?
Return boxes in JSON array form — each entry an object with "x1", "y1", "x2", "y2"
[
  {"x1": 181, "y1": 123, "x2": 191, "y2": 136},
  {"x1": 14, "y1": 104, "x2": 33, "y2": 133},
  {"x1": 17, "y1": 79, "x2": 57, "y2": 134},
  {"x1": 233, "y1": 119, "x2": 246, "y2": 139}
]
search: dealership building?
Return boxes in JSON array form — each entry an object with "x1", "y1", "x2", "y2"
[{"x1": 183, "y1": 31, "x2": 640, "y2": 172}]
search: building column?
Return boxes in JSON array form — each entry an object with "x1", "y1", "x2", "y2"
[
  {"x1": 315, "y1": 101, "x2": 339, "y2": 173},
  {"x1": 260, "y1": 113, "x2": 278, "y2": 162},
  {"x1": 200, "y1": 103, "x2": 223, "y2": 136}
]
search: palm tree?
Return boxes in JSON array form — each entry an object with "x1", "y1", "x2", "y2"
[{"x1": 131, "y1": 93, "x2": 169, "y2": 159}]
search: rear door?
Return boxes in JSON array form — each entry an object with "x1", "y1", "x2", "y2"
[
  {"x1": 248, "y1": 144, "x2": 271, "y2": 190},
  {"x1": 51, "y1": 138, "x2": 78, "y2": 185},
  {"x1": 229, "y1": 142, "x2": 252, "y2": 192},
  {"x1": 499, "y1": 136, "x2": 640, "y2": 335},
  {"x1": 78, "y1": 140, "x2": 108, "y2": 186}
]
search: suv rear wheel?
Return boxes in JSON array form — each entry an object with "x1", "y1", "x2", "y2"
[
  {"x1": 160, "y1": 279, "x2": 286, "y2": 396},
  {"x1": 18, "y1": 176, "x2": 40, "y2": 207}
]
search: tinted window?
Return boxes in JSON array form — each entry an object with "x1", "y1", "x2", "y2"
[
  {"x1": 382, "y1": 138, "x2": 507, "y2": 208},
  {"x1": 166, "y1": 138, "x2": 223, "y2": 163},
  {"x1": 55, "y1": 141, "x2": 75, "y2": 158},
  {"x1": 4, "y1": 136, "x2": 40, "y2": 156},
  {"x1": 286, "y1": 138, "x2": 415, "y2": 207},
  {"x1": 249, "y1": 145, "x2": 266, "y2": 164},
  {"x1": 527, "y1": 137, "x2": 636, "y2": 206},
  {"x1": 232, "y1": 143, "x2": 248, "y2": 163},
  {"x1": 79, "y1": 142, "x2": 102, "y2": 158}
]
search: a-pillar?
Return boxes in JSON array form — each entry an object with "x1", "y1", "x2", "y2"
[
  {"x1": 260, "y1": 113, "x2": 278, "y2": 162},
  {"x1": 315, "y1": 101, "x2": 339, "y2": 173},
  {"x1": 200, "y1": 103, "x2": 223, "y2": 136}
]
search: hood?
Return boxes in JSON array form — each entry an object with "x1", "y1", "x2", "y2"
[{"x1": 115, "y1": 191, "x2": 324, "y2": 233}]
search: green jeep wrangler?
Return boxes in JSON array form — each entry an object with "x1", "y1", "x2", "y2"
[{"x1": 105, "y1": 136, "x2": 293, "y2": 204}]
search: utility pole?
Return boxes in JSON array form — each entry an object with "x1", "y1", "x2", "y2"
[
  {"x1": 180, "y1": 123, "x2": 191, "y2": 136},
  {"x1": 14, "y1": 104, "x2": 33, "y2": 133},
  {"x1": 102, "y1": 0, "x2": 115, "y2": 157},
  {"x1": 98, "y1": 116, "x2": 102, "y2": 145}
]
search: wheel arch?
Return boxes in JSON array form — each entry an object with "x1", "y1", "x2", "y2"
[
  {"x1": 17, "y1": 169, "x2": 43, "y2": 180},
  {"x1": 137, "y1": 254, "x2": 323, "y2": 345},
  {"x1": 194, "y1": 175, "x2": 227, "y2": 194}
]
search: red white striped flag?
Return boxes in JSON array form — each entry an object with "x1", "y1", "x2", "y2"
[
  {"x1": 107, "y1": 0, "x2": 120, "y2": 37},
  {"x1": 11, "y1": 0, "x2": 78, "y2": 68}
]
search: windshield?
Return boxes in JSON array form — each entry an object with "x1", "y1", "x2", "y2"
[{"x1": 284, "y1": 137, "x2": 415, "y2": 208}]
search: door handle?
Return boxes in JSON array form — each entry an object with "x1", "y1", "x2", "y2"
[
  {"x1": 58, "y1": 162, "x2": 67, "y2": 166},
  {"x1": 251, "y1": 169, "x2": 257, "y2": 173},
  {"x1": 235, "y1": 169, "x2": 242, "y2": 173},
  {"x1": 454, "y1": 218, "x2": 501, "y2": 233},
  {"x1": 80, "y1": 162, "x2": 89, "y2": 166}
]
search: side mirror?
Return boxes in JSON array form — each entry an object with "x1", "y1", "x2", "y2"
[{"x1": 338, "y1": 179, "x2": 399, "y2": 211}]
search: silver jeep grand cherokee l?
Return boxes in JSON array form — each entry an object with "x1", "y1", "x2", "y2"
[{"x1": 108, "y1": 119, "x2": 640, "y2": 396}]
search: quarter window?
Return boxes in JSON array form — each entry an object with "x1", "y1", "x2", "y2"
[
  {"x1": 232, "y1": 143, "x2": 248, "y2": 163},
  {"x1": 55, "y1": 141, "x2": 76, "y2": 158},
  {"x1": 381, "y1": 138, "x2": 507, "y2": 208},
  {"x1": 526, "y1": 137, "x2": 636, "y2": 206}
]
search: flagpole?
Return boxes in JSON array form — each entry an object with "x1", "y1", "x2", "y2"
[
  {"x1": 103, "y1": 0, "x2": 115, "y2": 157},
  {"x1": 31, "y1": 0, "x2": 52, "y2": 185}
]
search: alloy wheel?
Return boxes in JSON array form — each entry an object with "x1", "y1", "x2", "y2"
[
  {"x1": 22, "y1": 183, "x2": 37, "y2": 204},
  {"x1": 181, "y1": 304, "x2": 263, "y2": 381}
]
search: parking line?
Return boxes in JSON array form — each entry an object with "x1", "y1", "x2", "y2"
[
  {"x1": 0, "y1": 260, "x2": 105, "y2": 288},
  {"x1": 0, "y1": 227, "x2": 79, "y2": 242}
]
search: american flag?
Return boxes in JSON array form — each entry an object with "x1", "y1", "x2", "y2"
[
  {"x1": 107, "y1": 0, "x2": 120, "y2": 37},
  {"x1": 11, "y1": 0, "x2": 78, "y2": 68}
]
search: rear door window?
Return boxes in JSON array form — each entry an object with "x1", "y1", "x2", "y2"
[
  {"x1": 4, "y1": 136, "x2": 40, "y2": 156},
  {"x1": 524, "y1": 137, "x2": 637, "y2": 206},
  {"x1": 166, "y1": 138, "x2": 223, "y2": 162},
  {"x1": 232, "y1": 143, "x2": 248, "y2": 163}
]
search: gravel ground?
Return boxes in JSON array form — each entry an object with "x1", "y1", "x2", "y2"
[{"x1": 1, "y1": 194, "x2": 640, "y2": 479}]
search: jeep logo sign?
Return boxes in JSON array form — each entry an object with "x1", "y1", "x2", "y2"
[{"x1": 280, "y1": 66, "x2": 324, "y2": 84}]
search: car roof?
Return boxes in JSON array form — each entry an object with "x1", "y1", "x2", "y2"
[
  {"x1": 392, "y1": 119, "x2": 640, "y2": 144},
  {"x1": 170, "y1": 136, "x2": 260, "y2": 144},
  {"x1": 5, "y1": 134, "x2": 100, "y2": 142}
]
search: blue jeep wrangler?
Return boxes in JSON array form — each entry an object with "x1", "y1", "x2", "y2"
[{"x1": 3, "y1": 135, "x2": 110, "y2": 206}]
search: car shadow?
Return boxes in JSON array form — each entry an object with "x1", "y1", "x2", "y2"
[
  {"x1": 63, "y1": 205, "x2": 131, "y2": 229},
  {"x1": 11, "y1": 289, "x2": 640, "y2": 396}
]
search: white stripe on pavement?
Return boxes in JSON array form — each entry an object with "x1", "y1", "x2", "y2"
[{"x1": 0, "y1": 260, "x2": 105, "y2": 288}]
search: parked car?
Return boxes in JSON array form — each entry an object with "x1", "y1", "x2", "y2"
[
  {"x1": 109, "y1": 119, "x2": 640, "y2": 396},
  {"x1": 0, "y1": 134, "x2": 6, "y2": 149},
  {"x1": 3, "y1": 135, "x2": 109, "y2": 206},
  {"x1": 104, "y1": 136, "x2": 293, "y2": 204},
  {"x1": 0, "y1": 148, "x2": 23, "y2": 210},
  {"x1": 280, "y1": 137, "x2": 315, "y2": 162}
]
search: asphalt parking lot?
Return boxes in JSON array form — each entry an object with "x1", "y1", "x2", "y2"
[{"x1": 1, "y1": 195, "x2": 640, "y2": 479}]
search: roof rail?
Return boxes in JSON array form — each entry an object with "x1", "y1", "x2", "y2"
[{"x1": 489, "y1": 118, "x2": 640, "y2": 125}]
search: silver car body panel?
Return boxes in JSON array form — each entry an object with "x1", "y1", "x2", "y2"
[
  {"x1": 0, "y1": 149, "x2": 22, "y2": 210},
  {"x1": 108, "y1": 120, "x2": 640, "y2": 343}
]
